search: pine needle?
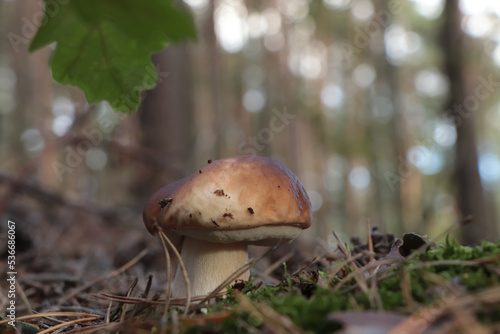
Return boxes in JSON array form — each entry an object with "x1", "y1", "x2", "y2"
[{"x1": 157, "y1": 228, "x2": 191, "y2": 314}]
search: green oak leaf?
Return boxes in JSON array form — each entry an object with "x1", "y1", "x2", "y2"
[{"x1": 30, "y1": 0, "x2": 195, "y2": 113}]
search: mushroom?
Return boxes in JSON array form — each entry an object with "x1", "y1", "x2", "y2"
[{"x1": 143, "y1": 155, "x2": 312, "y2": 298}]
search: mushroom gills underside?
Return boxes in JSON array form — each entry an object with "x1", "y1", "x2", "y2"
[{"x1": 172, "y1": 224, "x2": 304, "y2": 245}]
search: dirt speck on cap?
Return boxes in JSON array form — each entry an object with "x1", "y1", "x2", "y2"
[
  {"x1": 223, "y1": 213, "x2": 234, "y2": 219},
  {"x1": 248, "y1": 207, "x2": 254, "y2": 214},
  {"x1": 159, "y1": 198, "x2": 172, "y2": 208},
  {"x1": 214, "y1": 189, "x2": 225, "y2": 196},
  {"x1": 210, "y1": 219, "x2": 220, "y2": 227}
]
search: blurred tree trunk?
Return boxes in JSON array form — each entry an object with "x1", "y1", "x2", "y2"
[
  {"x1": 367, "y1": 1, "x2": 405, "y2": 234},
  {"x1": 136, "y1": 45, "x2": 195, "y2": 199},
  {"x1": 8, "y1": 0, "x2": 53, "y2": 182},
  {"x1": 205, "y1": 0, "x2": 223, "y2": 158},
  {"x1": 135, "y1": 45, "x2": 195, "y2": 283},
  {"x1": 441, "y1": 0, "x2": 498, "y2": 244}
]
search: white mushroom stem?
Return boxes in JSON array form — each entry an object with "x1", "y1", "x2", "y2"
[{"x1": 171, "y1": 237, "x2": 249, "y2": 298}]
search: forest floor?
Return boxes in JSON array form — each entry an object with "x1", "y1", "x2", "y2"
[{"x1": 1, "y1": 194, "x2": 499, "y2": 334}]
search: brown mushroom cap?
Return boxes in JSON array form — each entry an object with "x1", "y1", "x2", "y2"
[
  {"x1": 149, "y1": 155, "x2": 312, "y2": 246},
  {"x1": 143, "y1": 177, "x2": 189, "y2": 235}
]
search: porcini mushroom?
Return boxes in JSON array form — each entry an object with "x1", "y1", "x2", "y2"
[{"x1": 143, "y1": 155, "x2": 312, "y2": 298}]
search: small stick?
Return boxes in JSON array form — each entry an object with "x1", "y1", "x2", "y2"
[
  {"x1": 143, "y1": 274, "x2": 153, "y2": 299},
  {"x1": 106, "y1": 302, "x2": 112, "y2": 324},
  {"x1": 367, "y1": 219, "x2": 375, "y2": 264}
]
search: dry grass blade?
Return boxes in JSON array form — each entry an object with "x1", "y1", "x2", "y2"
[
  {"x1": 254, "y1": 251, "x2": 294, "y2": 286},
  {"x1": 0, "y1": 312, "x2": 100, "y2": 325},
  {"x1": 366, "y1": 219, "x2": 375, "y2": 264},
  {"x1": 337, "y1": 258, "x2": 401, "y2": 293},
  {"x1": 450, "y1": 286, "x2": 500, "y2": 308},
  {"x1": 409, "y1": 255, "x2": 500, "y2": 270},
  {"x1": 96, "y1": 292, "x2": 214, "y2": 306},
  {"x1": 326, "y1": 253, "x2": 363, "y2": 279},
  {"x1": 157, "y1": 228, "x2": 191, "y2": 314},
  {"x1": 106, "y1": 302, "x2": 112, "y2": 324},
  {"x1": 399, "y1": 269, "x2": 414, "y2": 311},
  {"x1": 57, "y1": 249, "x2": 148, "y2": 305},
  {"x1": 254, "y1": 252, "x2": 293, "y2": 285},
  {"x1": 178, "y1": 311, "x2": 232, "y2": 327},
  {"x1": 40, "y1": 306, "x2": 106, "y2": 316},
  {"x1": 261, "y1": 251, "x2": 294, "y2": 278},
  {"x1": 236, "y1": 293, "x2": 306, "y2": 334},
  {"x1": 59, "y1": 322, "x2": 124, "y2": 334},
  {"x1": 451, "y1": 308, "x2": 490, "y2": 334},
  {"x1": 117, "y1": 277, "x2": 138, "y2": 327},
  {"x1": 420, "y1": 271, "x2": 461, "y2": 296},
  {"x1": 142, "y1": 274, "x2": 153, "y2": 299},
  {"x1": 332, "y1": 231, "x2": 359, "y2": 269},
  {"x1": 37, "y1": 316, "x2": 99, "y2": 334},
  {"x1": 342, "y1": 254, "x2": 500, "y2": 298},
  {"x1": 155, "y1": 230, "x2": 172, "y2": 315},
  {"x1": 16, "y1": 280, "x2": 32, "y2": 314},
  {"x1": 389, "y1": 286, "x2": 500, "y2": 334},
  {"x1": 96, "y1": 293, "x2": 165, "y2": 305},
  {"x1": 332, "y1": 231, "x2": 370, "y2": 295},
  {"x1": 291, "y1": 257, "x2": 320, "y2": 277},
  {"x1": 130, "y1": 275, "x2": 156, "y2": 318},
  {"x1": 365, "y1": 220, "x2": 384, "y2": 310},
  {"x1": 368, "y1": 264, "x2": 383, "y2": 310}
]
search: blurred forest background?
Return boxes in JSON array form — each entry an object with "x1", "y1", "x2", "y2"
[{"x1": 1, "y1": 0, "x2": 500, "y2": 278}]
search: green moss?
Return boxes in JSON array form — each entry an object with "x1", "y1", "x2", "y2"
[
  {"x1": 417, "y1": 239, "x2": 500, "y2": 292},
  {"x1": 246, "y1": 287, "x2": 344, "y2": 333},
  {"x1": 422, "y1": 240, "x2": 500, "y2": 262}
]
